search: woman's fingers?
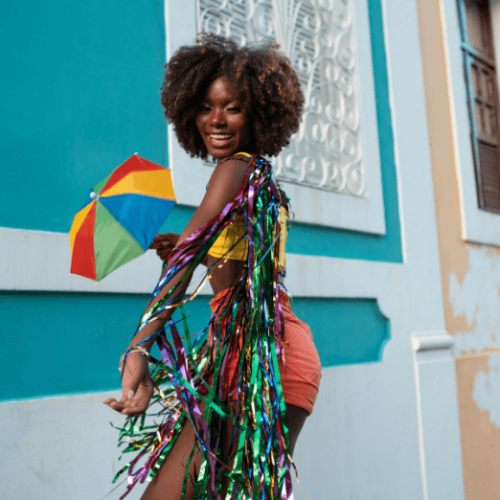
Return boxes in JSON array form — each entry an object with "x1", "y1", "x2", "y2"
[
  {"x1": 150, "y1": 241, "x2": 173, "y2": 250},
  {"x1": 103, "y1": 398, "x2": 126, "y2": 413},
  {"x1": 115, "y1": 391, "x2": 152, "y2": 416},
  {"x1": 149, "y1": 233, "x2": 181, "y2": 262},
  {"x1": 104, "y1": 373, "x2": 155, "y2": 416},
  {"x1": 150, "y1": 234, "x2": 165, "y2": 249},
  {"x1": 120, "y1": 398, "x2": 150, "y2": 415},
  {"x1": 149, "y1": 233, "x2": 179, "y2": 250},
  {"x1": 157, "y1": 248, "x2": 173, "y2": 260},
  {"x1": 154, "y1": 243, "x2": 175, "y2": 261},
  {"x1": 103, "y1": 396, "x2": 145, "y2": 415}
]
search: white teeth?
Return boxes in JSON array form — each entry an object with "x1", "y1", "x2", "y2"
[{"x1": 209, "y1": 134, "x2": 232, "y2": 139}]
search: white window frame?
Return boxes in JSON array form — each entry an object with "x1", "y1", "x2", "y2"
[{"x1": 165, "y1": 0, "x2": 386, "y2": 235}]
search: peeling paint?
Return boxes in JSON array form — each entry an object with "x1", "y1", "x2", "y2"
[
  {"x1": 449, "y1": 246, "x2": 500, "y2": 355},
  {"x1": 473, "y1": 355, "x2": 500, "y2": 427},
  {"x1": 417, "y1": 0, "x2": 500, "y2": 491},
  {"x1": 456, "y1": 355, "x2": 500, "y2": 498}
]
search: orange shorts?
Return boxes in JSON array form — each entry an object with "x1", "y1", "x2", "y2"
[{"x1": 209, "y1": 288, "x2": 322, "y2": 415}]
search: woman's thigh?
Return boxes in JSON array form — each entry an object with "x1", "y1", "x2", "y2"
[
  {"x1": 286, "y1": 403, "x2": 308, "y2": 457},
  {"x1": 141, "y1": 403, "x2": 307, "y2": 499},
  {"x1": 141, "y1": 421, "x2": 202, "y2": 500}
]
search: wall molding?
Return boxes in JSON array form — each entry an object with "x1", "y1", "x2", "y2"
[
  {"x1": 412, "y1": 331, "x2": 455, "y2": 352},
  {"x1": 1, "y1": 227, "x2": 403, "y2": 298},
  {"x1": 0, "y1": 227, "x2": 164, "y2": 294}
]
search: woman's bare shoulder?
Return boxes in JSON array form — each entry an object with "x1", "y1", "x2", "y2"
[
  {"x1": 177, "y1": 158, "x2": 251, "y2": 244},
  {"x1": 207, "y1": 157, "x2": 250, "y2": 194}
]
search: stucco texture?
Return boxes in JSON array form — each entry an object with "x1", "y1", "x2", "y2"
[{"x1": 417, "y1": 0, "x2": 500, "y2": 497}]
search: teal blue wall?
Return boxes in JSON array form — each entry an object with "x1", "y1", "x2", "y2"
[
  {"x1": 0, "y1": 0, "x2": 395, "y2": 403},
  {"x1": 0, "y1": 292, "x2": 210, "y2": 402},
  {"x1": 293, "y1": 297, "x2": 389, "y2": 367},
  {"x1": 1, "y1": 0, "x2": 401, "y2": 264},
  {"x1": 0, "y1": 292, "x2": 389, "y2": 402},
  {"x1": 1, "y1": 0, "x2": 166, "y2": 233}
]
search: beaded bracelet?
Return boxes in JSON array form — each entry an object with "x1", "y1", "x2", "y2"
[{"x1": 130, "y1": 345, "x2": 150, "y2": 359}]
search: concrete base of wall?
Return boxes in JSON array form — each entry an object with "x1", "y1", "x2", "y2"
[{"x1": 0, "y1": 391, "x2": 146, "y2": 500}]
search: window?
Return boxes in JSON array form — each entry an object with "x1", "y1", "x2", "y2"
[
  {"x1": 198, "y1": 0, "x2": 365, "y2": 197},
  {"x1": 458, "y1": 0, "x2": 500, "y2": 213},
  {"x1": 166, "y1": 0, "x2": 386, "y2": 233}
]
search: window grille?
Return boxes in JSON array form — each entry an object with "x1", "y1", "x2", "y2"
[
  {"x1": 457, "y1": 0, "x2": 500, "y2": 213},
  {"x1": 197, "y1": 0, "x2": 366, "y2": 197}
]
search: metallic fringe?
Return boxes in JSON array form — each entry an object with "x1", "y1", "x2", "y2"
[{"x1": 113, "y1": 157, "x2": 292, "y2": 500}]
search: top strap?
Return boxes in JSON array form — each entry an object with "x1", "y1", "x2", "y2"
[{"x1": 217, "y1": 152, "x2": 253, "y2": 166}]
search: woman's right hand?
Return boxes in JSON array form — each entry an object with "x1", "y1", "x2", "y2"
[
  {"x1": 150, "y1": 233, "x2": 180, "y2": 261},
  {"x1": 103, "y1": 351, "x2": 155, "y2": 416}
]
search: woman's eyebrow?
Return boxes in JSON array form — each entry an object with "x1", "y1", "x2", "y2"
[{"x1": 199, "y1": 97, "x2": 240, "y2": 106}]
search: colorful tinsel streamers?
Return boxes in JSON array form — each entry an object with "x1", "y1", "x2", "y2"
[{"x1": 112, "y1": 157, "x2": 293, "y2": 500}]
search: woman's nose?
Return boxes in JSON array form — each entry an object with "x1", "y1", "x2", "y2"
[{"x1": 209, "y1": 109, "x2": 226, "y2": 126}]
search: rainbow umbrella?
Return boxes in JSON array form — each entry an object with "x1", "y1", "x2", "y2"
[{"x1": 69, "y1": 154, "x2": 176, "y2": 281}]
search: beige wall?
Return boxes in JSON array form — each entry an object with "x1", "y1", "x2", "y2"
[{"x1": 416, "y1": 0, "x2": 500, "y2": 497}]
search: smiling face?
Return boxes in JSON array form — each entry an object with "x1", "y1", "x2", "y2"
[{"x1": 195, "y1": 76, "x2": 251, "y2": 160}]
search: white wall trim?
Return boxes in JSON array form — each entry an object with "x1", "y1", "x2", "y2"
[
  {"x1": 164, "y1": 0, "x2": 386, "y2": 235},
  {"x1": 412, "y1": 331, "x2": 455, "y2": 352},
  {"x1": 0, "y1": 227, "x2": 207, "y2": 295},
  {"x1": 0, "y1": 227, "x2": 161, "y2": 293},
  {"x1": 1, "y1": 226, "x2": 404, "y2": 298},
  {"x1": 443, "y1": 0, "x2": 500, "y2": 247}
]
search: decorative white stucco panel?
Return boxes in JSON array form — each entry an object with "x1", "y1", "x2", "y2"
[{"x1": 166, "y1": 0, "x2": 386, "y2": 233}]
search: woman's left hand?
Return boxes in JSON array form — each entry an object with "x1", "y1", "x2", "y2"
[
  {"x1": 103, "y1": 352, "x2": 154, "y2": 416},
  {"x1": 150, "y1": 233, "x2": 180, "y2": 261}
]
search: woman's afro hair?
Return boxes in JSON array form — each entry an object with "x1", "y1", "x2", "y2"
[{"x1": 160, "y1": 33, "x2": 304, "y2": 160}]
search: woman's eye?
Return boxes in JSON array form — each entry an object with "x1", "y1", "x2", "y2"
[
  {"x1": 226, "y1": 107, "x2": 241, "y2": 112},
  {"x1": 198, "y1": 106, "x2": 211, "y2": 112}
]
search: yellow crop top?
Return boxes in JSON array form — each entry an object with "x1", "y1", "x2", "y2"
[{"x1": 207, "y1": 153, "x2": 289, "y2": 270}]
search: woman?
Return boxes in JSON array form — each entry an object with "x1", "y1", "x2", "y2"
[{"x1": 104, "y1": 34, "x2": 321, "y2": 500}]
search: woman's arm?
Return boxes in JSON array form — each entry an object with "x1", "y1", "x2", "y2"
[
  {"x1": 128, "y1": 158, "x2": 249, "y2": 350},
  {"x1": 151, "y1": 233, "x2": 211, "y2": 266},
  {"x1": 104, "y1": 158, "x2": 250, "y2": 415}
]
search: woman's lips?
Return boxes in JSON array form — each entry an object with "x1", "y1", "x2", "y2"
[{"x1": 207, "y1": 133, "x2": 234, "y2": 147}]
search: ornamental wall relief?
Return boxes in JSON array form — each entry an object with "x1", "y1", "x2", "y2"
[{"x1": 197, "y1": 0, "x2": 365, "y2": 197}]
